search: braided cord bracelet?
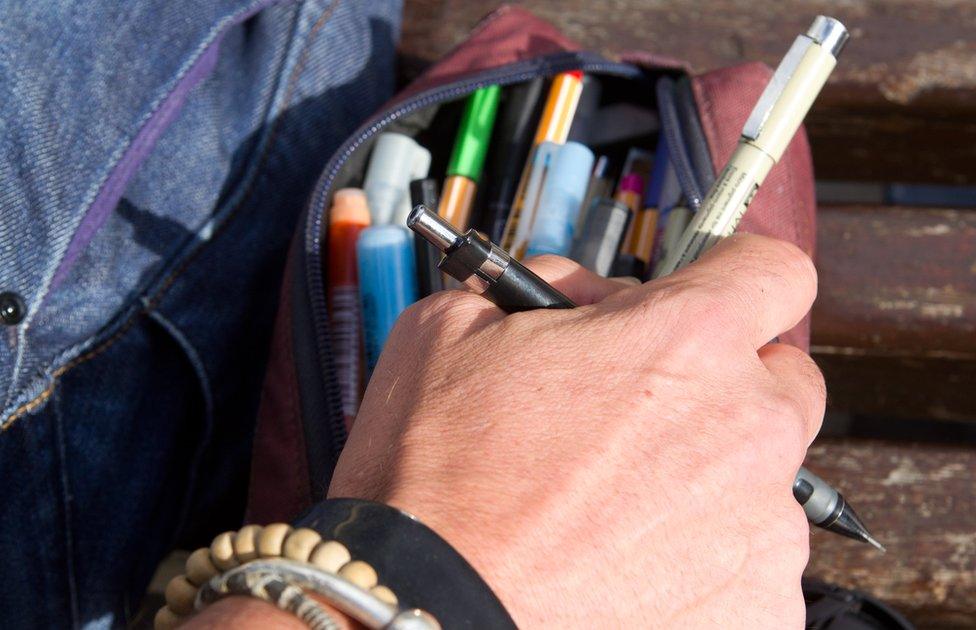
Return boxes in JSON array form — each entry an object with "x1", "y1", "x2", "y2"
[{"x1": 154, "y1": 523, "x2": 437, "y2": 630}]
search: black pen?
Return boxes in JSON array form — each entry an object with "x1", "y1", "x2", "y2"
[
  {"x1": 408, "y1": 203, "x2": 882, "y2": 549},
  {"x1": 407, "y1": 205, "x2": 572, "y2": 311}
]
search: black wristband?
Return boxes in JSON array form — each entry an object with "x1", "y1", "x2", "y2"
[{"x1": 294, "y1": 498, "x2": 516, "y2": 629}]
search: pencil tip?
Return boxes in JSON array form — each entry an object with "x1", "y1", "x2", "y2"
[{"x1": 865, "y1": 534, "x2": 886, "y2": 553}]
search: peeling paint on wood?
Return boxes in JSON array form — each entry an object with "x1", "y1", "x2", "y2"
[{"x1": 806, "y1": 439, "x2": 976, "y2": 628}]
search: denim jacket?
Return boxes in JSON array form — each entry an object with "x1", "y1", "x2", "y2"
[{"x1": 0, "y1": 1, "x2": 400, "y2": 626}]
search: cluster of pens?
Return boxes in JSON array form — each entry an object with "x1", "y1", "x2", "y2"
[{"x1": 326, "y1": 71, "x2": 687, "y2": 427}]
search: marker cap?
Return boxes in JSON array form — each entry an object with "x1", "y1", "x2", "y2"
[
  {"x1": 363, "y1": 133, "x2": 431, "y2": 225},
  {"x1": 330, "y1": 188, "x2": 371, "y2": 227},
  {"x1": 526, "y1": 141, "x2": 595, "y2": 258},
  {"x1": 447, "y1": 85, "x2": 501, "y2": 181},
  {"x1": 356, "y1": 225, "x2": 418, "y2": 374},
  {"x1": 328, "y1": 188, "x2": 371, "y2": 288}
]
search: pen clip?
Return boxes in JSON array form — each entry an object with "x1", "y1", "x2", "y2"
[{"x1": 741, "y1": 34, "x2": 812, "y2": 141}]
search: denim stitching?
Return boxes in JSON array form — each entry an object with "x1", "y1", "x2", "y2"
[
  {"x1": 2, "y1": 0, "x2": 341, "y2": 430},
  {"x1": 144, "y1": 308, "x2": 216, "y2": 546},
  {"x1": 52, "y1": 387, "x2": 81, "y2": 627}
]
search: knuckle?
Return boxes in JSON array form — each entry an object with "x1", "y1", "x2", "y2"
[
  {"x1": 390, "y1": 291, "x2": 483, "y2": 341},
  {"x1": 763, "y1": 237, "x2": 817, "y2": 292}
]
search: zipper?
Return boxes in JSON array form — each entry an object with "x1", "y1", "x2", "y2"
[
  {"x1": 301, "y1": 52, "x2": 645, "y2": 460},
  {"x1": 674, "y1": 76, "x2": 715, "y2": 190},
  {"x1": 656, "y1": 76, "x2": 707, "y2": 210}
]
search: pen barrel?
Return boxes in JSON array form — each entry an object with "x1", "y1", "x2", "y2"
[
  {"x1": 655, "y1": 143, "x2": 775, "y2": 276},
  {"x1": 438, "y1": 175, "x2": 477, "y2": 230},
  {"x1": 438, "y1": 231, "x2": 574, "y2": 312},
  {"x1": 750, "y1": 41, "x2": 837, "y2": 160},
  {"x1": 793, "y1": 466, "x2": 841, "y2": 525},
  {"x1": 488, "y1": 259, "x2": 575, "y2": 311}
]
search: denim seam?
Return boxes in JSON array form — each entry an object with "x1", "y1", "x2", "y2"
[
  {"x1": 6, "y1": 0, "x2": 288, "y2": 413},
  {"x1": 143, "y1": 307, "x2": 216, "y2": 561},
  {"x1": 52, "y1": 387, "x2": 81, "y2": 628},
  {"x1": 1, "y1": 0, "x2": 341, "y2": 431}
]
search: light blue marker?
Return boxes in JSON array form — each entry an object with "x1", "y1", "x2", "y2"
[
  {"x1": 356, "y1": 225, "x2": 418, "y2": 376},
  {"x1": 525, "y1": 141, "x2": 595, "y2": 258}
]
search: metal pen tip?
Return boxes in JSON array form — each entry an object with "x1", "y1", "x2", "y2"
[
  {"x1": 407, "y1": 204, "x2": 463, "y2": 253},
  {"x1": 864, "y1": 532, "x2": 886, "y2": 554}
]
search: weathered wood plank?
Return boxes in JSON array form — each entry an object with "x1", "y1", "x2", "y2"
[
  {"x1": 805, "y1": 439, "x2": 976, "y2": 629},
  {"x1": 811, "y1": 205, "x2": 976, "y2": 419},
  {"x1": 401, "y1": 0, "x2": 976, "y2": 107},
  {"x1": 813, "y1": 205, "x2": 976, "y2": 355},
  {"x1": 400, "y1": 1, "x2": 976, "y2": 183}
]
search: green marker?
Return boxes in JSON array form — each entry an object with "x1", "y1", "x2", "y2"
[{"x1": 438, "y1": 85, "x2": 501, "y2": 229}]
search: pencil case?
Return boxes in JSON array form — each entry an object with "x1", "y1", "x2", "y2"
[{"x1": 248, "y1": 5, "x2": 818, "y2": 522}]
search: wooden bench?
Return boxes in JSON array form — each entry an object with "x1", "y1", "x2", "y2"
[{"x1": 401, "y1": 2, "x2": 976, "y2": 626}]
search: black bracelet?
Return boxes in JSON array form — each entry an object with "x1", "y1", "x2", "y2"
[{"x1": 294, "y1": 498, "x2": 516, "y2": 629}]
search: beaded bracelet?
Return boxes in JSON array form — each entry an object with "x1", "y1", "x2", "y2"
[{"x1": 154, "y1": 523, "x2": 435, "y2": 629}]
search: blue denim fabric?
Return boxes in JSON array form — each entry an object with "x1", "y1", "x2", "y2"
[{"x1": 0, "y1": 0, "x2": 401, "y2": 626}]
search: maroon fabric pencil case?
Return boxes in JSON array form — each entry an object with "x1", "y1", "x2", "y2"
[{"x1": 247, "y1": 5, "x2": 817, "y2": 523}]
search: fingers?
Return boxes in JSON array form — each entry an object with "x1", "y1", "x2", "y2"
[
  {"x1": 757, "y1": 343, "x2": 826, "y2": 444},
  {"x1": 522, "y1": 255, "x2": 634, "y2": 305},
  {"x1": 655, "y1": 234, "x2": 818, "y2": 349}
]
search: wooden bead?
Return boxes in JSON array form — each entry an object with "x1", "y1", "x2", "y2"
[
  {"x1": 308, "y1": 540, "x2": 351, "y2": 573},
  {"x1": 210, "y1": 531, "x2": 238, "y2": 571},
  {"x1": 185, "y1": 547, "x2": 219, "y2": 587},
  {"x1": 370, "y1": 585, "x2": 398, "y2": 606},
  {"x1": 338, "y1": 560, "x2": 378, "y2": 589},
  {"x1": 164, "y1": 575, "x2": 197, "y2": 616},
  {"x1": 233, "y1": 524, "x2": 263, "y2": 563},
  {"x1": 283, "y1": 528, "x2": 322, "y2": 562},
  {"x1": 257, "y1": 523, "x2": 293, "y2": 558},
  {"x1": 153, "y1": 606, "x2": 183, "y2": 630}
]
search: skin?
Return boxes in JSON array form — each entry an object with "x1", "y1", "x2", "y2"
[{"x1": 187, "y1": 233, "x2": 825, "y2": 629}]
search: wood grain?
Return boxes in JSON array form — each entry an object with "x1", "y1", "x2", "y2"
[
  {"x1": 401, "y1": 0, "x2": 976, "y2": 107},
  {"x1": 812, "y1": 206, "x2": 976, "y2": 420},
  {"x1": 401, "y1": 1, "x2": 976, "y2": 183},
  {"x1": 806, "y1": 439, "x2": 976, "y2": 628}
]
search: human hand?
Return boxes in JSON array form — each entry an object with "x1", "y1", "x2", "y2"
[{"x1": 329, "y1": 234, "x2": 825, "y2": 628}]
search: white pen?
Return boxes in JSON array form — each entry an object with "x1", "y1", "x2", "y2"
[{"x1": 655, "y1": 16, "x2": 849, "y2": 277}]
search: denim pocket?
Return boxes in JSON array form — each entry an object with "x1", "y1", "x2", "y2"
[{"x1": 0, "y1": 305, "x2": 217, "y2": 627}]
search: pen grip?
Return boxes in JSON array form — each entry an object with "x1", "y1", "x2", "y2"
[{"x1": 486, "y1": 259, "x2": 575, "y2": 312}]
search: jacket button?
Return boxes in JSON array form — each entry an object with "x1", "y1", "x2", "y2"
[{"x1": 0, "y1": 292, "x2": 26, "y2": 325}]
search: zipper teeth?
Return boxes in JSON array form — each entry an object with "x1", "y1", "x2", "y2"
[
  {"x1": 656, "y1": 77, "x2": 705, "y2": 211},
  {"x1": 304, "y1": 57, "x2": 642, "y2": 455}
]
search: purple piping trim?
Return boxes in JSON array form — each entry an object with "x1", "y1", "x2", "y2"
[{"x1": 49, "y1": 1, "x2": 284, "y2": 290}]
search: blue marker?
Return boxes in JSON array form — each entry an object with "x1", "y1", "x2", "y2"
[
  {"x1": 356, "y1": 225, "x2": 418, "y2": 376},
  {"x1": 525, "y1": 142, "x2": 595, "y2": 258}
]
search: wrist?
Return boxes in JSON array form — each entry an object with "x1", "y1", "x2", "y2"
[{"x1": 181, "y1": 595, "x2": 361, "y2": 629}]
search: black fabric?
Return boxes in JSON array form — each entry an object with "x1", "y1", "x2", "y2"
[
  {"x1": 295, "y1": 498, "x2": 516, "y2": 629},
  {"x1": 804, "y1": 579, "x2": 915, "y2": 630}
]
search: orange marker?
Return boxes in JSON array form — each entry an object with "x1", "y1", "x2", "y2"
[
  {"x1": 501, "y1": 71, "x2": 584, "y2": 250},
  {"x1": 326, "y1": 189, "x2": 371, "y2": 430}
]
